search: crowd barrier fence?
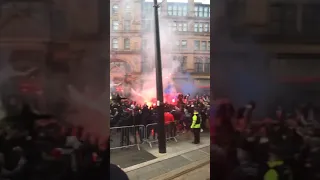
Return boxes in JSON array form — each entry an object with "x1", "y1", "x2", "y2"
[
  {"x1": 110, "y1": 125, "x2": 145, "y2": 150},
  {"x1": 110, "y1": 123, "x2": 179, "y2": 150},
  {"x1": 144, "y1": 123, "x2": 178, "y2": 148}
]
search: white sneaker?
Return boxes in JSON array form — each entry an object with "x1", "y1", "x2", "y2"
[{"x1": 201, "y1": 129, "x2": 203, "y2": 132}]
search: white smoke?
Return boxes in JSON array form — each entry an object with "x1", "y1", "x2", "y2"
[{"x1": 127, "y1": 0, "x2": 181, "y2": 104}]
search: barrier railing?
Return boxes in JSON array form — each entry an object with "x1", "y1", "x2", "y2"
[
  {"x1": 110, "y1": 125, "x2": 145, "y2": 150},
  {"x1": 110, "y1": 123, "x2": 179, "y2": 149},
  {"x1": 144, "y1": 122, "x2": 178, "y2": 148},
  {"x1": 144, "y1": 123, "x2": 158, "y2": 148}
]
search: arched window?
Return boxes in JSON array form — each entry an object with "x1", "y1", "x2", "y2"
[
  {"x1": 110, "y1": 61, "x2": 132, "y2": 73},
  {"x1": 124, "y1": 38, "x2": 130, "y2": 50},
  {"x1": 194, "y1": 57, "x2": 204, "y2": 73},
  {"x1": 112, "y1": 38, "x2": 118, "y2": 49},
  {"x1": 112, "y1": 4, "x2": 119, "y2": 14}
]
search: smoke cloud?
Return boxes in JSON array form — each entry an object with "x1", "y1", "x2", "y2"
[{"x1": 115, "y1": 0, "x2": 204, "y2": 104}]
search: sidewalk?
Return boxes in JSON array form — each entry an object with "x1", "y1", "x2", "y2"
[
  {"x1": 114, "y1": 132, "x2": 210, "y2": 180},
  {"x1": 110, "y1": 132, "x2": 210, "y2": 168}
]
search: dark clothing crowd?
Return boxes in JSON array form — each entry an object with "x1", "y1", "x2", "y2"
[
  {"x1": 211, "y1": 100, "x2": 320, "y2": 180},
  {"x1": 110, "y1": 94, "x2": 210, "y2": 128},
  {"x1": 0, "y1": 104, "x2": 128, "y2": 180},
  {"x1": 110, "y1": 94, "x2": 210, "y2": 145}
]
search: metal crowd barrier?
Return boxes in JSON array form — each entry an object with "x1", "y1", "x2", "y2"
[
  {"x1": 110, "y1": 125, "x2": 145, "y2": 150},
  {"x1": 144, "y1": 123, "x2": 158, "y2": 148},
  {"x1": 144, "y1": 122, "x2": 178, "y2": 148},
  {"x1": 110, "y1": 123, "x2": 179, "y2": 150}
]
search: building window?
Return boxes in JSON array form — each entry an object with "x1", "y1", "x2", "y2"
[
  {"x1": 269, "y1": 4, "x2": 297, "y2": 34},
  {"x1": 174, "y1": 56, "x2": 187, "y2": 72},
  {"x1": 168, "y1": 4, "x2": 188, "y2": 16},
  {"x1": 199, "y1": 23, "x2": 203, "y2": 32},
  {"x1": 125, "y1": 4, "x2": 131, "y2": 12},
  {"x1": 194, "y1": 57, "x2": 204, "y2": 73},
  {"x1": 183, "y1": 23, "x2": 187, "y2": 31},
  {"x1": 201, "y1": 41, "x2": 207, "y2": 51},
  {"x1": 111, "y1": 61, "x2": 132, "y2": 73},
  {"x1": 178, "y1": 23, "x2": 183, "y2": 31},
  {"x1": 204, "y1": 23, "x2": 209, "y2": 32},
  {"x1": 183, "y1": 6, "x2": 187, "y2": 16},
  {"x1": 199, "y1": 6, "x2": 203, "y2": 17},
  {"x1": 124, "y1": 20, "x2": 130, "y2": 31},
  {"x1": 143, "y1": 3, "x2": 153, "y2": 15},
  {"x1": 170, "y1": 22, "x2": 187, "y2": 32},
  {"x1": 112, "y1": 20, "x2": 119, "y2": 31},
  {"x1": 195, "y1": 5, "x2": 210, "y2": 18},
  {"x1": 178, "y1": 6, "x2": 183, "y2": 16},
  {"x1": 173, "y1": 5, "x2": 178, "y2": 16},
  {"x1": 168, "y1": 5, "x2": 173, "y2": 16},
  {"x1": 181, "y1": 40, "x2": 187, "y2": 49},
  {"x1": 194, "y1": 57, "x2": 209, "y2": 73},
  {"x1": 195, "y1": 22, "x2": 208, "y2": 32},
  {"x1": 170, "y1": 22, "x2": 177, "y2": 31},
  {"x1": 204, "y1": 6, "x2": 209, "y2": 17},
  {"x1": 204, "y1": 58, "x2": 210, "y2": 73},
  {"x1": 112, "y1": 38, "x2": 118, "y2": 49},
  {"x1": 302, "y1": 5, "x2": 320, "y2": 35},
  {"x1": 124, "y1": 38, "x2": 130, "y2": 50},
  {"x1": 194, "y1": 40, "x2": 200, "y2": 50},
  {"x1": 112, "y1": 4, "x2": 119, "y2": 14},
  {"x1": 208, "y1": 41, "x2": 210, "y2": 49},
  {"x1": 174, "y1": 40, "x2": 180, "y2": 50}
]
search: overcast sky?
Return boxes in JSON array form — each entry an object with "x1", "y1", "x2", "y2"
[{"x1": 145, "y1": 0, "x2": 210, "y2": 5}]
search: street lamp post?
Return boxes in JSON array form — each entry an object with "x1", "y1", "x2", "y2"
[{"x1": 153, "y1": 0, "x2": 166, "y2": 154}]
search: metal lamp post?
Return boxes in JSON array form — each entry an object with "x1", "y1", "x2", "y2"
[{"x1": 153, "y1": 0, "x2": 166, "y2": 154}]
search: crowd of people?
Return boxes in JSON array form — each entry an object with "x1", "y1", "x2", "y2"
[
  {"x1": 211, "y1": 100, "x2": 320, "y2": 180},
  {"x1": 0, "y1": 103, "x2": 115, "y2": 180},
  {"x1": 110, "y1": 93, "x2": 210, "y2": 145}
]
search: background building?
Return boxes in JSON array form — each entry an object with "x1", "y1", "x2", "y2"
[
  {"x1": 110, "y1": 0, "x2": 210, "y2": 94},
  {"x1": 110, "y1": 0, "x2": 142, "y2": 94},
  {"x1": 212, "y1": 0, "x2": 320, "y2": 115}
]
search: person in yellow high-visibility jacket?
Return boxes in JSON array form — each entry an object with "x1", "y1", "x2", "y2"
[{"x1": 191, "y1": 110, "x2": 201, "y2": 144}]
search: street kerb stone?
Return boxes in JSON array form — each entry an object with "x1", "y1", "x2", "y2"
[
  {"x1": 149, "y1": 158, "x2": 210, "y2": 180},
  {"x1": 127, "y1": 156, "x2": 191, "y2": 180},
  {"x1": 126, "y1": 147, "x2": 210, "y2": 180}
]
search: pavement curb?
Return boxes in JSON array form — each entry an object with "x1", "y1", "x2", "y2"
[
  {"x1": 149, "y1": 158, "x2": 210, "y2": 180},
  {"x1": 123, "y1": 143, "x2": 209, "y2": 173}
]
